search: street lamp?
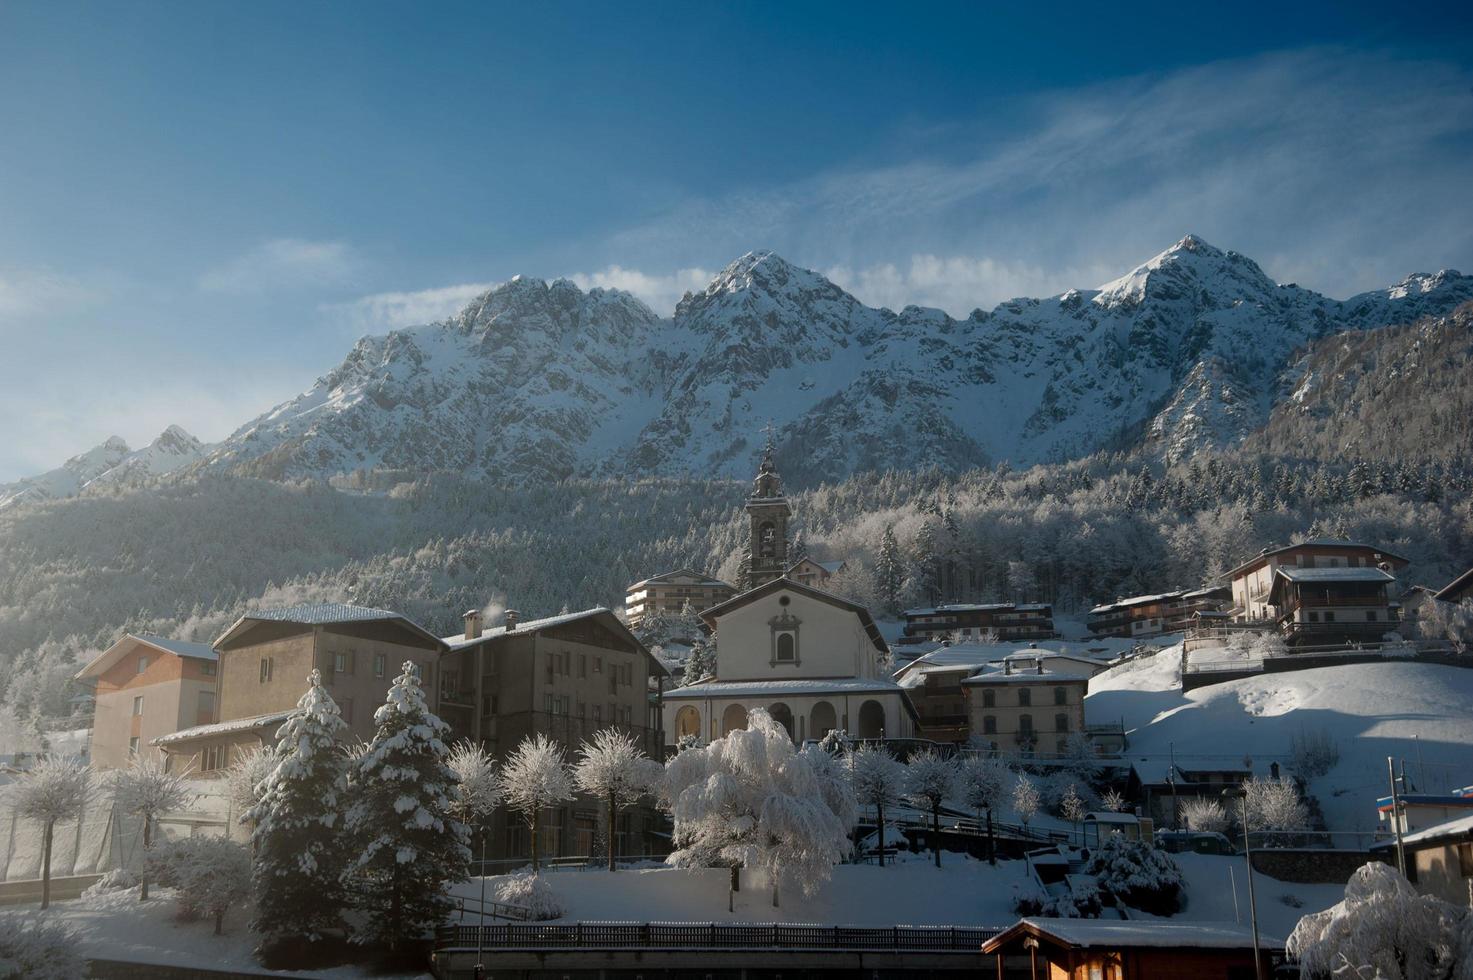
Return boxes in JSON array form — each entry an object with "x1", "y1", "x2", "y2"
[{"x1": 1222, "y1": 786, "x2": 1264, "y2": 980}]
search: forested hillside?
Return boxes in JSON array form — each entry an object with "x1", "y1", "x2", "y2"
[{"x1": 3, "y1": 450, "x2": 1470, "y2": 743}]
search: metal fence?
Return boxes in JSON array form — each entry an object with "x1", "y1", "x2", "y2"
[{"x1": 436, "y1": 921, "x2": 999, "y2": 952}]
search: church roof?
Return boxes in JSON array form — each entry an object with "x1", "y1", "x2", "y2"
[{"x1": 699, "y1": 576, "x2": 889, "y2": 657}]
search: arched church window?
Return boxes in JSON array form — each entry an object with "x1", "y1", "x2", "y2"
[{"x1": 776, "y1": 633, "x2": 795, "y2": 661}]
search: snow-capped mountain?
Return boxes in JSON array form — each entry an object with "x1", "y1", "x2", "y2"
[
  {"x1": 198, "y1": 237, "x2": 1472, "y2": 485},
  {"x1": 0, "y1": 426, "x2": 207, "y2": 510}
]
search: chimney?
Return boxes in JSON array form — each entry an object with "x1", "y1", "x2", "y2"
[
  {"x1": 1004, "y1": 660, "x2": 1012, "y2": 676},
  {"x1": 1036, "y1": 659, "x2": 1044, "y2": 675},
  {"x1": 463, "y1": 609, "x2": 483, "y2": 641},
  {"x1": 504, "y1": 609, "x2": 520, "y2": 632}
]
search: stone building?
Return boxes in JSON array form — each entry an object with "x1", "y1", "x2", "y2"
[
  {"x1": 437, "y1": 606, "x2": 670, "y2": 860},
  {"x1": 75, "y1": 633, "x2": 218, "y2": 769},
  {"x1": 745, "y1": 441, "x2": 791, "y2": 589},
  {"x1": 156, "y1": 603, "x2": 446, "y2": 776}
]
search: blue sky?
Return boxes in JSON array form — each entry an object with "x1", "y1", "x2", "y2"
[{"x1": 1, "y1": 2, "x2": 1471, "y2": 481}]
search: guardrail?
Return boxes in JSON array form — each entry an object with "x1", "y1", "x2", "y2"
[{"x1": 435, "y1": 921, "x2": 1000, "y2": 952}]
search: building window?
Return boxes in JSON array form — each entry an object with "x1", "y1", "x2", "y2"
[
  {"x1": 200, "y1": 661, "x2": 217, "y2": 676},
  {"x1": 1366, "y1": 611, "x2": 1377, "y2": 622},
  {"x1": 132, "y1": 696, "x2": 144, "y2": 717},
  {"x1": 1308, "y1": 611, "x2": 1319, "y2": 622},
  {"x1": 982, "y1": 690, "x2": 995, "y2": 708},
  {"x1": 593, "y1": 704, "x2": 602, "y2": 723},
  {"x1": 259, "y1": 657, "x2": 273, "y2": 683},
  {"x1": 579, "y1": 654, "x2": 587, "y2": 678},
  {"x1": 1055, "y1": 713, "x2": 1069, "y2": 732},
  {"x1": 776, "y1": 633, "x2": 796, "y2": 661},
  {"x1": 594, "y1": 657, "x2": 603, "y2": 673},
  {"x1": 334, "y1": 651, "x2": 348, "y2": 674},
  {"x1": 1054, "y1": 686, "x2": 1067, "y2": 705},
  {"x1": 545, "y1": 693, "x2": 554, "y2": 713},
  {"x1": 202, "y1": 745, "x2": 225, "y2": 772},
  {"x1": 374, "y1": 653, "x2": 385, "y2": 679},
  {"x1": 137, "y1": 656, "x2": 149, "y2": 674},
  {"x1": 1324, "y1": 611, "x2": 1336, "y2": 623},
  {"x1": 983, "y1": 716, "x2": 996, "y2": 735},
  {"x1": 1019, "y1": 714, "x2": 1033, "y2": 733},
  {"x1": 129, "y1": 736, "x2": 140, "y2": 756},
  {"x1": 1018, "y1": 688, "x2": 1032, "y2": 707}
]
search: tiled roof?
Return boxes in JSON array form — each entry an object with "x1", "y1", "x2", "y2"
[
  {"x1": 132, "y1": 634, "x2": 217, "y2": 661},
  {"x1": 248, "y1": 602, "x2": 405, "y2": 624}
]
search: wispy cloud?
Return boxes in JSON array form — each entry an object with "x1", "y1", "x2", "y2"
[
  {"x1": 603, "y1": 47, "x2": 1473, "y2": 310},
  {"x1": 199, "y1": 238, "x2": 358, "y2": 294},
  {"x1": 0, "y1": 267, "x2": 95, "y2": 322},
  {"x1": 328, "y1": 281, "x2": 497, "y2": 331},
  {"x1": 566, "y1": 264, "x2": 714, "y2": 315}
]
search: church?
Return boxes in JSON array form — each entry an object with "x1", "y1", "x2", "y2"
[{"x1": 661, "y1": 444, "x2": 918, "y2": 748}]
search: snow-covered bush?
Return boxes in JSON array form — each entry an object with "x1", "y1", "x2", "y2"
[
  {"x1": 903, "y1": 750, "x2": 956, "y2": 867},
  {"x1": 1289, "y1": 861, "x2": 1468, "y2": 980},
  {"x1": 111, "y1": 754, "x2": 193, "y2": 900},
  {"x1": 665, "y1": 708, "x2": 851, "y2": 906},
  {"x1": 0, "y1": 912, "x2": 86, "y2": 980},
  {"x1": 1243, "y1": 776, "x2": 1310, "y2": 842},
  {"x1": 1100, "y1": 788, "x2": 1128, "y2": 813},
  {"x1": 247, "y1": 669, "x2": 351, "y2": 944},
  {"x1": 847, "y1": 744, "x2": 905, "y2": 865},
  {"x1": 342, "y1": 661, "x2": 470, "y2": 950},
  {"x1": 1289, "y1": 728, "x2": 1340, "y2": 780},
  {"x1": 1011, "y1": 878, "x2": 1103, "y2": 919},
  {"x1": 147, "y1": 836, "x2": 252, "y2": 934},
  {"x1": 84, "y1": 867, "x2": 138, "y2": 896},
  {"x1": 1417, "y1": 597, "x2": 1473, "y2": 654},
  {"x1": 1179, "y1": 797, "x2": 1228, "y2": 834},
  {"x1": 7, "y1": 755, "x2": 92, "y2": 909},
  {"x1": 1011, "y1": 773, "x2": 1041, "y2": 830},
  {"x1": 499, "y1": 734, "x2": 575, "y2": 872},
  {"x1": 493, "y1": 873, "x2": 565, "y2": 921},
  {"x1": 573, "y1": 728, "x2": 662, "y2": 870},
  {"x1": 1082, "y1": 835, "x2": 1184, "y2": 915}
]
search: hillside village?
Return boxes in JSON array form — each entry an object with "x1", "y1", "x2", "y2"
[{"x1": 6, "y1": 440, "x2": 1472, "y2": 977}]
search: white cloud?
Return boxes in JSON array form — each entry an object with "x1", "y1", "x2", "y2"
[
  {"x1": 605, "y1": 48, "x2": 1473, "y2": 304},
  {"x1": 566, "y1": 264, "x2": 714, "y2": 315},
  {"x1": 329, "y1": 281, "x2": 497, "y2": 331},
  {"x1": 199, "y1": 238, "x2": 358, "y2": 294},
  {"x1": 0, "y1": 267, "x2": 94, "y2": 321}
]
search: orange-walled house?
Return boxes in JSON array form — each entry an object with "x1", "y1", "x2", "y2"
[{"x1": 75, "y1": 634, "x2": 218, "y2": 769}]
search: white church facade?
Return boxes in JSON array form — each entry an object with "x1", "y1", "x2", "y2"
[{"x1": 660, "y1": 445, "x2": 917, "y2": 748}]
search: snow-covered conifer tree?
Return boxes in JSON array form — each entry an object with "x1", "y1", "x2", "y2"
[
  {"x1": 573, "y1": 728, "x2": 662, "y2": 871},
  {"x1": 847, "y1": 744, "x2": 904, "y2": 866},
  {"x1": 683, "y1": 635, "x2": 715, "y2": 686},
  {"x1": 665, "y1": 708, "x2": 851, "y2": 906},
  {"x1": 1289, "y1": 862, "x2": 1466, "y2": 979},
  {"x1": 342, "y1": 661, "x2": 470, "y2": 950},
  {"x1": 1012, "y1": 773, "x2": 1041, "y2": 833},
  {"x1": 956, "y1": 756, "x2": 1010, "y2": 864},
  {"x1": 110, "y1": 754, "x2": 193, "y2": 900},
  {"x1": 247, "y1": 669, "x2": 351, "y2": 944},
  {"x1": 10, "y1": 756, "x2": 92, "y2": 909},
  {"x1": 875, "y1": 527, "x2": 904, "y2": 614},
  {"x1": 499, "y1": 734, "x2": 575, "y2": 872},
  {"x1": 903, "y1": 750, "x2": 956, "y2": 868}
]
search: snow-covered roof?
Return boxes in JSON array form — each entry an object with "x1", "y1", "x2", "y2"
[
  {"x1": 215, "y1": 603, "x2": 446, "y2": 651},
  {"x1": 1089, "y1": 590, "x2": 1186, "y2": 615},
  {"x1": 961, "y1": 662, "x2": 1090, "y2": 685},
  {"x1": 75, "y1": 632, "x2": 218, "y2": 680},
  {"x1": 1388, "y1": 812, "x2": 1473, "y2": 847},
  {"x1": 442, "y1": 607, "x2": 670, "y2": 677},
  {"x1": 627, "y1": 568, "x2": 734, "y2": 590},
  {"x1": 903, "y1": 602, "x2": 1011, "y2": 616},
  {"x1": 1434, "y1": 565, "x2": 1473, "y2": 602},
  {"x1": 153, "y1": 710, "x2": 292, "y2": 746},
  {"x1": 663, "y1": 677, "x2": 908, "y2": 700},
  {"x1": 983, "y1": 918, "x2": 1284, "y2": 953},
  {"x1": 1225, "y1": 540, "x2": 1410, "y2": 578},
  {"x1": 1274, "y1": 566, "x2": 1396, "y2": 584}
]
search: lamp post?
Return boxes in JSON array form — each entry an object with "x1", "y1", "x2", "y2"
[{"x1": 1223, "y1": 786, "x2": 1263, "y2": 980}]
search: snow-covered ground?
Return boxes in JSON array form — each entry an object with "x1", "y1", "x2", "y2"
[{"x1": 1087, "y1": 645, "x2": 1473, "y2": 831}]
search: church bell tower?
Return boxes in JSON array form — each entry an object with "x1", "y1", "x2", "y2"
[{"x1": 746, "y1": 438, "x2": 792, "y2": 588}]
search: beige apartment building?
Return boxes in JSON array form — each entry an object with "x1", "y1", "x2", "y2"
[
  {"x1": 438, "y1": 606, "x2": 670, "y2": 860},
  {"x1": 76, "y1": 634, "x2": 219, "y2": 769},
  {"x1": 962, "y1": 658, "x2": 1088, "y2": 757},
  {"x1": 623, "y1": 569, "x2": 735, "y2": 630},
  {"x1": 156, "y1": 603, "x2": 447, "y2": 776}
]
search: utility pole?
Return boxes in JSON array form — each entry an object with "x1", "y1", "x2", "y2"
[
  {"x1": 1223, "y1": 786, "x2": 1263, "y2": 980},
  {"x1": 1387, "y1": 756, "x2": 1407, "y2": 877}
]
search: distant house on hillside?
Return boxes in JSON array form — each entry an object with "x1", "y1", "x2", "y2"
[
  {"x1": 1088, "y1": 586, "x2": 1230, "y2": 639},
  {"x1": 785, "y1": 556, "x2": 846, "y2": 589},
  {"x1": 623, "y1": 569, "x2": 734, "y2": 631},
  {"x1": 155, "y1": 603, "x2": 446, "y2": 776},
  {"x1": 900, "y1": 602, "x2": 1056, "y2": 643},
  {"x1": 1224, "y1": 539, "x2": 1410, "y2": 644},
  {"x1": 1434, "y1": 565, "x2": 1473, "y2": 605},
  {"x1": 75, "y1": 633, "x2": 218, "y2": 769}
]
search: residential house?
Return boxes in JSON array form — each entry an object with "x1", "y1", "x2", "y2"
[
  {"x1": 155, "y1": 603, "x2": 446, "y2": 777},
  {"x1": 1225, "y1": 539, "x2": 1409, "y2": 622},
  {"x1": 1087, "y1": 586, "x2": 1230, "y2": 638},
  {"x1": 982, "y1": 919, "x2": 1283, "y2": 979},
  {"x1": 623, "y1": 569, "x2": 735, "y2": 631},
  {"x1": 785, "y1": 557, "x2": 846, "y2": 589},
  {"x1": 1370, "y1": 812, "x2": 1473, "y2": 907},
  {"x1": 663, "y1": 576, "x2": 917, "y2": 748},
  {"x1": 1266, "y1": 566, "x2": 1399, "y2": 643},
  {"x1": 901, "y1": 602, "x2": 1056, "y2": 642},
  {"x1": 1377, "y1": 786, "x2": 1473, "y2": 835},
  {"x1": 437, "y1": 606, "x2": 670, "y2": 860},
  {"x1": 1435, "y1": 566, "x2": 1473, "y2": 605},
  {"x1": 961, "y1": 658, "x2": 1088, "y2": 757},
  {"x1": 75, "y1": 634, "x2": 219, "y2": 769}
]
